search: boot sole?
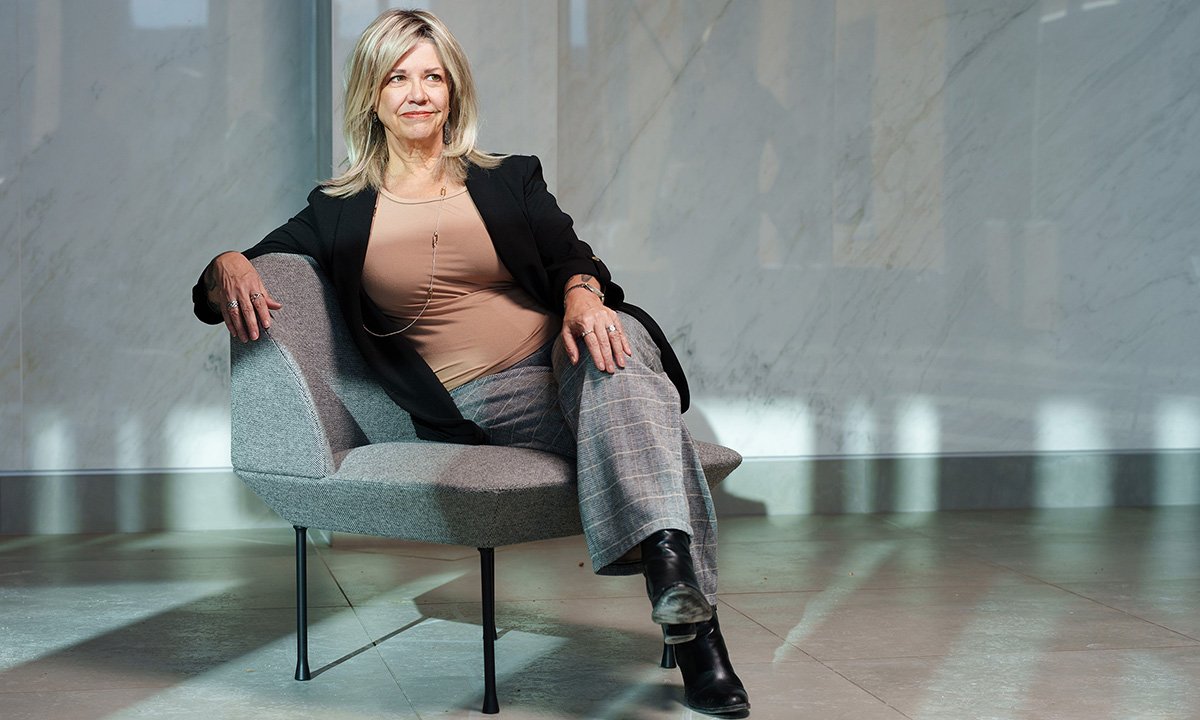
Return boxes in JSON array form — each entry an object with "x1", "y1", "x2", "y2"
[
  {"x1": 650, "y1": 583, "x2": 714, "y2": 625},
  {"x1": 663, "y1": 626, "x2": 697, "y2": 645},
  {"x1": 686, "y1": 699, "x2": 751, "y2": 716}
]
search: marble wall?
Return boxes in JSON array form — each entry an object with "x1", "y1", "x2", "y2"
[
  {"x1": 557, "y1": 0, "x2": 1200, "y2": 465},
  {"x1": 2, "y1": 1, "x2": 322, "y2": 477},
  {"x1": 3, "y1": 1, "x2": 1199, "y2": 527}
]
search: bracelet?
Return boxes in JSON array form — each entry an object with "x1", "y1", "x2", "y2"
[{"x1": 564, "y1": 282, "x2": 605, "y2": 306}]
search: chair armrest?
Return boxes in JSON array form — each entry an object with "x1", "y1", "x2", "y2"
[{"x1": 230, "y1": 332, "x2": 336, "y2": 478}]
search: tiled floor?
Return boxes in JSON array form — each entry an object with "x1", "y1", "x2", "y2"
[{"x1": 2, "y1": 507, "x2": 1199, "y2": 719}]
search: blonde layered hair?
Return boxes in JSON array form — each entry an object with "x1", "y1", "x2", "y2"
[{"x1": 323, "y1": 9, "x2": 501, "y2": 197}]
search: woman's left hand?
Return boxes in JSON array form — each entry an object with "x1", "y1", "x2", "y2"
[{"x1": 561, "y1": 285, "x2": 632, "y2": 373}]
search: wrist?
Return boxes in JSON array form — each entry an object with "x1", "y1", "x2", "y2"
[{"x1": 564, "y1": 282, "x2": 605, "y2": 307}]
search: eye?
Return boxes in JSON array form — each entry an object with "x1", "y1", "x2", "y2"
[
  {"x1": 387, "y1": 73, "x2": 405, "y2": 84},
  {"x1": 426, "y1": 73, "x2": 443, "y2": 82}
]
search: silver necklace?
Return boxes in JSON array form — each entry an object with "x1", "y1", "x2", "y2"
[{"x1": 365, "y1": 185, "x2": 447, "y2": 337}]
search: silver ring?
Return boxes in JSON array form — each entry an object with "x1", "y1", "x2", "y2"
[
  {"x1": 606, "y1": 324, "x2": 617, "y2": 333},
  {"x1": 580, "y1": 329, "x2": 595, "y2": 338},
  {"x1": 226, "y1": 300, "x2": 239, "y2": 310},
  {"x1": 250, "y1": 292, "x2": 263, "y2": 301}
]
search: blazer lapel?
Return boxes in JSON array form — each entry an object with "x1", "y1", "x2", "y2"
[{"x1": 330, "y1": 188, "x2": 377, "y2": 297}]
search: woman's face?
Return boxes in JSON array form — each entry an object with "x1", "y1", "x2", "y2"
[{"x1": 376, "y1": 40, "x2": 450, "y2": 151}]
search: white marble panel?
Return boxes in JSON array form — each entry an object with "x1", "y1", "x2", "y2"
[
  {"x1": 330, "y1": 0, "x2": 558, "y2": 183},
  {"x1": 558, "y1": 0, "x2": 839, "y2": 445},
  {"x1": 816, "y1": 0, "x2": 1200, "y2": 456},
  {"x1": 0, "y1": 1, "x2": 20, "y2": 468},
  {"x1": 18, "y1": 0, "x2": 321, "y2": 470},
  {"x1": 564, "y1": 0, "x2": 1200, "y2": 458}
]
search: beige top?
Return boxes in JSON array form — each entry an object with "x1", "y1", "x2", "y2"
[{"x1": 362, "y1": 186, "x2": 558, "y2": 391}]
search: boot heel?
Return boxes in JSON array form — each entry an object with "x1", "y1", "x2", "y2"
[{"x1": 660, "y1": 641, "x2": 677, "y2": 669}]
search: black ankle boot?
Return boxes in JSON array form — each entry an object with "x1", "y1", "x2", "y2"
[
  {"x1": 673, "y1": 611, "x2": 750, "y2": 715},
  {"x1": 663, "y1": 622, "x2": 697, "y2": 645},
  {"x1": 641, "y1": 529, "x2": 713, "y2": 625}
]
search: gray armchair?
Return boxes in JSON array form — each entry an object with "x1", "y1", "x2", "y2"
[{"x1": 230, "y1": 253, "x2": 742, "y2": 714}]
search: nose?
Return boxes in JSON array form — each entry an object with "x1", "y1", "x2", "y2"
[{"x1": 409, "y1": 78, "x2": 428, "y2": 104}]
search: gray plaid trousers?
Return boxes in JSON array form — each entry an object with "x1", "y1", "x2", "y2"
[{"x1": 449, "y1": 312, "x2": 719, "y2": 602}]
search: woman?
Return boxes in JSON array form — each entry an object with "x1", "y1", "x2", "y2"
[{"x1": 191, "y1": 9, "x2": 748, "y2": 716}]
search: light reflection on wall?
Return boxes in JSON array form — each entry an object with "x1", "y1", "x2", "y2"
[
  {"x1": 689, "y1": 397, "x2": 814, "y2": 515},
  {"x1": 842, "y1": 398, "x2": 877, "y2": 513},
  {"x1": 31, "y1": 410, "x2": 78, "y2": 532},
  {"x1": 691, "y1": 397, "x2": 814, "y2": 459},
  {"x1": 895, "y1": 396, "x2": 941, "y2": 512},
  {"x1": 1035, "y1": 399, "x2": 1113, "y2": 508},
  {"x1": 1155, "y1": 398, "x2": 1200, "y2": 506},
  {"x1": 163, "y1": 406, "x2": 228, "y2": 469}
]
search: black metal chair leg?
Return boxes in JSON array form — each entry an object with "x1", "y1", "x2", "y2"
[
  {"x1": 294, "y1": 525, "x2": 312, "y2": 681},
  {"x1": 660, "y1": 641, "x2": 677, "y2": 669},
  {"x1": 479, "y1": 547, "x2": 499, "y2": 714}
]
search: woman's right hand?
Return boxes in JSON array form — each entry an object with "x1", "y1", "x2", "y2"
[{"x1": 205, "y1": 252, "x2": 283, "y2": 343}]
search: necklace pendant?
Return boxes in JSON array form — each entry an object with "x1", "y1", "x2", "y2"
[{"x1": 432, "y1": 231, "x2": 439, "y2": 247}]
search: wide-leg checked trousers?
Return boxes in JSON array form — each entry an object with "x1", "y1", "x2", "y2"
[{"x1": 449, "y1": 312, "x2": 719, "y2": 603}]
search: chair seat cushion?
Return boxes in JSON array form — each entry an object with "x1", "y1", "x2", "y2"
[{"x1": 238, "y1": 440, "x2": 741, "y2": 547}]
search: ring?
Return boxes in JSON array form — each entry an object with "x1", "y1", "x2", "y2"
[
  {"x1": 606, "y1": 324, "x2": 617, "y2": 333},
  {"x1": 580, "y1": 329, "x2": 595, "y2": 338},
  {"x1": 227, "y1": 300, "x2": 239, "y2": 309},
  {"x1": 250, "y1": 292, "x2": 263, "y2": 301}
]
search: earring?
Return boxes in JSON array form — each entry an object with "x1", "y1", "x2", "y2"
[
  {"x1": 370, "y1": 110, "x2": 379, "y2": 123},
  {"x1": 442, "y1": 124, "x2": 451, "y2": 145}
]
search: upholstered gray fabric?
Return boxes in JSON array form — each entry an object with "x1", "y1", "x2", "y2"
[
  {"x1": 232, "y1": 253, "x2": 741, "y2": 547},
  {"x1": 694, "y1": 442, "x2": 740, "y2": 486}
]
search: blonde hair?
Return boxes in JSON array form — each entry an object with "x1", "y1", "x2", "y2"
[{"x1": 323, "y1": 9, "x2": 501, "y2": 197}]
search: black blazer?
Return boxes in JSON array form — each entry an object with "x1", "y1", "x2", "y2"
[{"x1": 193, "y1": 154, "x2": 688, "y2": 444}]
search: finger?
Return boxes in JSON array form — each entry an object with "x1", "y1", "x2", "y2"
[
  {"x1": 580, "y1": 328, "x2": 604, "y2": 369},
  {"x1": 614, "y1": 317, "x2": 632, "y2": 357},
  {"x1": 224, "y1": 300, "x2": 249, "y2": 343},
  {"x1": 594, "y1": 322, "x2": 618, "y2": 372},
  {"x1": 600, "y1": 326, "x2": 619, "y2": 372},
  {"x1": 220, "y1": 308, "x2": 237, "y2": 339},
  {"x1": 560, "y1": 325, "x2": 580, "y2": 365},
  {"x1": 583, "y1": 326, "x2": 614, "y2": 372},
  {"x1": 249, "y1": 292, "x2": 277, "y2": 330},
  {"x1": 604, "y1": 317, "x2": 627, "y2": 368},
  {"x1": 237, "y1": 294, "x2": 262, "y2": 341}
]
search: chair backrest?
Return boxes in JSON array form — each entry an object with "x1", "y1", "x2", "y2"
[{"x1": 230, "y1": 253, "x2": 418, "y2": 477}]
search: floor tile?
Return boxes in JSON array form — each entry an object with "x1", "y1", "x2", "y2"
[
  {"x1": 881, "y1": 507, "x2": 1166, "y2": 541},
  {"x1": 319, "y1": 534, "x2": 647, "y2": 606},
  {"x1": 0, "y1": 554, "x2": 346, "y2": 613},
  {"x1": 729, "y1": 661, "x2": 909, "y2": 720},
  {"x1": 720, "y1": 514, "x2": 923, "y2": 543},
  {"x1": 828, "y1": 646, "x2": 1200, "y2": 720},
  {"x1": 1059, "y1": 578, "x2": 1200, "y2": 640},
  {"x1": 0, "y1": 607, "x2": 416, "y2": 719},
  {"x1": 722, "y1": 584, "x2": 1199, "y2": 661},
  {"x1": 717, "y1": 536, "x2": 1036, "y2": 593},
  {"x1": 0, "y1": 606, "x2": 367, "y2": 694},
  {"x1": 952, "y1": 534, "x2": 1200, "y2": 583},
  {"x1": 0, "y1": 529, "x2": 296, "y2": 563},
  {"x1": 342, "y1": 596, "x2": 811, "y2": 717}
]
